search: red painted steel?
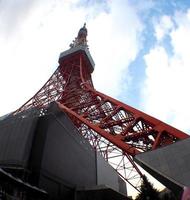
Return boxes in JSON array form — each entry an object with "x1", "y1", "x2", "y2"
[{"x1": 14, "y1": 24, "x2": 189, "y2": 192}]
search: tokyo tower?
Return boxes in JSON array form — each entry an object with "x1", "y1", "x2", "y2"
[{"x1": 14, "y1": 24, "x2": 189, "y2": 193}]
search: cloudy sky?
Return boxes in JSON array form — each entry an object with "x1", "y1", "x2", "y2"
[
  {"x1": 1, "y1": 0, "x2": 190, "y2": 196},
  {"x1": 1, "y1": 0, "x2": 190, "y2": 134}
]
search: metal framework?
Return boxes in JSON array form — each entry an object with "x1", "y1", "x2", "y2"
[{"x1": 14, "y1": 24, "x2": 189, "y2": 192}]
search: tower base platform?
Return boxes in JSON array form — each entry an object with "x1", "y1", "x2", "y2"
[
  {"x1": 135, "y1": 138, "x2": 190, "y2": 197},
  {"x1": 0, "y1": 103, "x2": 127, "y2": 199}
]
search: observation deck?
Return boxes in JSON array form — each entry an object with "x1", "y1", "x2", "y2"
[
  {"x1": 59, "y1": 45, "x2": 95, "y2": 73},
  {"x1": 59, "y1": 23, "x2": 95, "y2": 73}
]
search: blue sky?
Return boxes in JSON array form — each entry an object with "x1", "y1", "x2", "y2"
[
  {"x1": 126, "y1": 0, "x2": 190, "y2": 108},
  {"x1": 1, "y1": 0, "x2": 190, "y2": 196},
  {"x1": 0, "y1": 0, "x2": 190, "y2": 137}
]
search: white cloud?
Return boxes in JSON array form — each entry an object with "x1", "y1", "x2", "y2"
[
  {"x1": 89, "y1": 0, "x2": 144, "y2": 97},
  {"x1": 0, "y1": 0, "x2": 86, "y2": 115},
  {"x1": 142, "y1": 9, "x2": 190, "y2": 133},
  {"x1": 0, "y1": 0, "x2": 144, "y2": 116},
  {"x1": 154, "y1": 15, "x2": 174, "y2": 41}
]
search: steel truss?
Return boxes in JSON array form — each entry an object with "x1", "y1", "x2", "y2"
[{"x1": 15, "y1": 49, "x2": 189, "y2": 193}]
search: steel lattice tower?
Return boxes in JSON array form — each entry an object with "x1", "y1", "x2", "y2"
[{"x1": 14, "y1": 24, "x2": 189, "y2": 192}]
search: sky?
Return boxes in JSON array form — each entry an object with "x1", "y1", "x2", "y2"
[
  {"x1": 0, "y1": 0, "x2": 190, "y2": 196},
  {"x1": 1, "y1": 0, "x2": 190, "y2": 135}
]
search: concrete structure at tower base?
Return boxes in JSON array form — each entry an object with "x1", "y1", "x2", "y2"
[
  {"x1": 0, "y1": 103, "x2": 128, "y2": 200},
  {"x1": 135, "y1": 138, "x2": 190, "y2": 197}
]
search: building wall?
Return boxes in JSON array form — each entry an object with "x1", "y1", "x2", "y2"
[
  {"x1": 36, "y1": 106, "x2": 97, "y2": 190},
  {"x1": 135, "y1": 138, "x2": 190, "y2": 194},
  {"x1": 31, "y1": 103, "x2": 127, "y2": 199},
  {"x1": 0, "y1": 103, "x2": 127, "y2": 199},
  {"x1": 96, "y1": 153, "x2": 127, "y2": 195},
  {"x1": 0, "y1": 110, "x2": 38, "y2": 167}
]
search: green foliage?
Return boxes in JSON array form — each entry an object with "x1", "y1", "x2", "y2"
[
  {"x1": 135, "y1": 176, "x2": 160, "y2": 200},
  {"x1": 135, "y1": 176, "x2": 178, "y2": 200}
]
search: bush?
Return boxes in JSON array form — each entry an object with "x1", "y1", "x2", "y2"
[{"x1": 135, "y1": 176, "x2": 160, "y2": 200}]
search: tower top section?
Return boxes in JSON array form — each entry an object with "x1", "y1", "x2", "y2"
[
  {"x1": 59, "y1": 24, "x2": 95, "y2": 72},
  {"x1": 70, "y1": 23, "x2": 88, "y2": 48}
]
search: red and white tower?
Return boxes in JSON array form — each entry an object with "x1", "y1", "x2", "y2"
[{"x1": 15, "y1": 24, "x2": 189, "y2": 193}]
